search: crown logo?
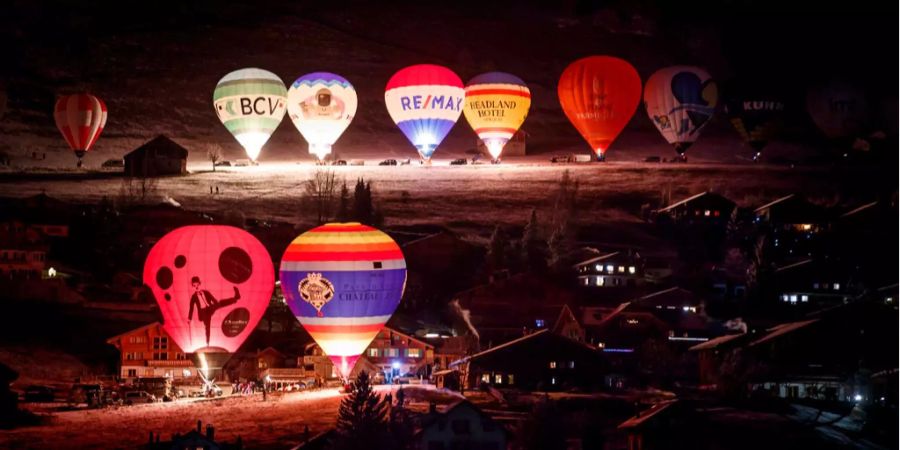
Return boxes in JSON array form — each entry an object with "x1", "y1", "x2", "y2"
[{"x1": 298, "y1": 273, "x2": 335, "y2": 317}]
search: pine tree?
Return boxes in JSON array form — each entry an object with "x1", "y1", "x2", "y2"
[
  {"x1": 352, "y1": 178, "x2": 375, "y2": 225},
  {"x1": 521, "y1": 209, "x2": 547, "y2": 272},
  {"x1": 487, "y1": 225, "x2": 508, "y2": 271},
  {"x1": 333, "y1": 371, "x2": 392, "y2": 450},
  {"x1": 547, "y1": 221, "x2": 570, "y2": 268},
  {"x1": 337, "y1": 181, "x2": 350, "y2": 222}
]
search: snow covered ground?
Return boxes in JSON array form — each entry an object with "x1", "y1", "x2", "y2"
[
  {"x1": 2, "y1": 385, "x2": 444, "y2": 450},
  {"x1": 0, "y1": 159, "x2": 848, "y2": 237}
]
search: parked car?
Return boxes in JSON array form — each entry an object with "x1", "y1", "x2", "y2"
[
  {"x1": 24, "y1": 385, "x2": 55, "y2": 402},
  {"x1": 332, "y1": 159, "x2": 347, "y2": 166},
  {"x1": 123, "y1": 390, "x2": 156, "y2": 405},
  {"x1": 233, "y1": 159, "x2": 257, "y2": 167},
  {"x1": 349, "y1": 159, "x2": 365, "y2": 166},
  {"x1": 550, "y1": 154, "x2": 574, "y2": 163},
  {"x1": 101, "y1": 158, "x2": 124, "y2": 168},
  {"x1": 400, "y1": 158, "x2": 412, "y2": 165},
  {"x1": 450, "y1": 158, "x2": 467, "y2": 165},
  {"x1": 214, "y1": 160, "x2": 232, "y2": 167},
  {"x1": 379, "y1": 159, "x2": 398, "y2": 166},
  {"x1": 68, "y1": 384, "x2": 107, "y2": 408},
  {"x1": 644, "y1": 156, "x2": 662, "y2": 163}
]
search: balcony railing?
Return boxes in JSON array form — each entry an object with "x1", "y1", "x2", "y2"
[{"x1": 144, "y1": 359, "x2": 193, "y2": 367}]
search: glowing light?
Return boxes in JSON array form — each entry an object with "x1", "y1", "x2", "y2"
[
  {"x1": 392, "y1": 361, "x2": 400, "y2": 370},
  {"x1": 854, "y1": 394, "x2": 863, "y2": 402},
  {"x1": 235, "y1": 132, "x2": 271, "y2": 161},
  {"x1": 424, "y1": 333, "x2": 439, "y2": 338},
  {"x1": 48, "y1": 267, "x2": 57, "y2": 278}
]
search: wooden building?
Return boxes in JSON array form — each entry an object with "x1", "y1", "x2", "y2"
[
  {"x1": 106, "y1": 322, "x2": 195, "y2": 382},
  {"x1": 124, "y1": 135, "x2": 188, "y2": 177},
  {"x1": 652, "y1": 191, "x2": 736, "y2": 227},
  {"x1": 574, "y1": 250, "x2": 647, "y2": 289}
]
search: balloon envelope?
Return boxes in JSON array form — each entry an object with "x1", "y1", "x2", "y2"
[
  {"x1": 644, "y1": 66, "x2": 718, "y2": 155},
  {"x1": 724, "y1": 79, "x2": 785, "y2": 155},
  {"x1": 287, "y1": 72, "x2": 357, "y2": 160},
  {"x1": 385, "y1": 64, "x2": 464, "y2": 161},
  {"x1": 214, "y1": 68, "x2": 287, "y2": 161},
  {"x1": 806, "y1": 81, "x2": 867, "y2": 139},
  {"x1": 279, "y1": 223, "x2": 406, "y2": 379},
  {"x1": 463, "y1": 72, "x2": 531, "y2": 160},
  {"x1": 558, "y1": 56, "x2": 641, "y2": 160},
  {"x1": 143, "y1": 225, "x2": 274, "y2": 375},
  {"x1": 54, "y1": 93, "x2": 108, "y2": 160}
]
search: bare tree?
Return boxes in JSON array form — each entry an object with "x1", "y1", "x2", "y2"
[
  {"x1": 117, "y1": 176, "x2": 158, "y2": 208},
  {"x1": 206, "y1": 144, "x2": 223, "y2": 172},
  {"x1": 305, "y1": 168, "x2": 339, "y2": 224}
]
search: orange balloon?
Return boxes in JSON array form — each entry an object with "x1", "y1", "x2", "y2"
[{"x1": 558, "y1": 56, "x2": 642, "y2": 160}]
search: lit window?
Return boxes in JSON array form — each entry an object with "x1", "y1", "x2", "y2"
[
  {"x1": 801, "y1": 295, "x2": 808, "y2": 302},
  {"x1": 595, "y1": 277, "x2": 604, "y2": 286},
  {"x1": 508, "y1": 374, "x2": 515, "y2": 385},
  {"x1": 481, "y1": 374, "x2": 490, "y2": 384},
  {"x1": 606, "y1": 265, "x2": 614, "y2": 273},
  {"x1": 618, "y1": 266, "x2": 625, "y2": 273},
  {"x1": 567, "y1": 361, "x2": 575, "y2": 369},
  {"x1": 704, "y1": 210, "x2": 711, "y2": 216},
  {"x1": 682, "y1": 306, "x2": 690, "y2": 312},
  {"x1": 535, "y1": 319, "x2": 545, "y2": 328},
  {"x1": 782, "y1": 294, "x2": 789, "y2": 302},
  {"x1": 833, "y1": 283, "x2": 840, "y2": 291},
  {"x1": 628, "y1": 266, "x2": 636, "y2": 274},
  {"x1": 386, "y1": 348, "x2": 399, "y2": 357},
  {"x1": 714, "y1": 211, "x2": 721, "y2": 217},
  {"x1": 886, "y1": 297, "x2": 893, "y2": 304},
  {"x1": 584, "y1": 278, "x2": 589, "y2": 286},
  {"x1": 549, "y1": 361, "x2": 557, "y2": 369},
  {"x1": 595, "y1": 264, "x2": 602, "y2": 271},
  {"x1": 368, "y1": 348, "x2": 379, "y2": 357},
  {"x1": 597, "y1": 342, "x2": 605, "y2": 349},
  {"x1": 551, "y1": 377, "x2": 557, "y2": 385},
  {"x1": 407, "y1": 348, "x2": 421, "y2": 358},
  {"x1": 790, "y1": 295, "x2": 798, "y2": 303},
  {"x1": 494, "y1": 373, "x2": 503, "y2": 384}
]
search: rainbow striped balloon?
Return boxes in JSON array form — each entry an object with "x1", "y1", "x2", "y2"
[{"x1": 279, "y1": 223, "x2": 406, "y2": 379}]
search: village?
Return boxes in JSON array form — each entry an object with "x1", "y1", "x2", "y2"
[{"x1": 0, "y1": 154, "x2": 895, "y2": 449}]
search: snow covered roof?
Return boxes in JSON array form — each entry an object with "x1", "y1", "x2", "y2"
[
  {"x1": 449, "y1": 329, "x2": 550, "y2": 367},
  {"x1": 749, "y1": 319, "x2": 820, "y2": 347},
  {"x1": 689, "y1": 333, "x2": 745, "y2": 351},
  {"x1": 618, "y1": 400, "x2": 678, "y2": 429}
]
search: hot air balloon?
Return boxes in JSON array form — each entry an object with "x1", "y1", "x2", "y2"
[
  {"x1": 644, "y1": 66, "x2": 718, "y2": 161},
  {"x1": 287, "y1": 72, "x2": 357, "y2": 161},
  {"x1": 213, "y1": 68, "x2": 287, "y2": 162},
  {"x1": 54, "y1": 94, "x2": 107, "y2": 167},
  {"x1": 279, "y1": 223, "x2": 406, "y2": 380},
  {"x1": 385, "y1": 64, "x2": 464, "y2": 163},
  {"x1": 724, "y1": 79, "x2": 785, "y2": 162},
  {"x1": 806, "y1": 81, "x2": 868, "y2": 141},
  {"x1": 143, "y1": 225, "x2": 274, "y2": 383},
  {"x1": 463, "y1": 72, "x2": 531, "y2": 163},
  {"x1": 558, "y1": 56, "x2": 641, "y2": 161}
]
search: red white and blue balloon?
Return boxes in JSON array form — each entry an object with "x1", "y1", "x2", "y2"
[
  {"x1": 279, "y1": 223, "x2": 407, "y2": 379},
  {"x1": 384, "y1": 64, "x2": 465, "y2": 162}
]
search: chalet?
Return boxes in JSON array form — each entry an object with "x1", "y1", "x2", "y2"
[
  {"x1": 583, "y1": 287, "x2": 720, "y2": 352},
  {"x1": 415, "y1": 400, "x2": 507, "y2": 450},
  {"x1": 124, "y1": 135, "x2": 188, "y2": 177},
  {"x1": 753, "y1": 194, "x2": 828, "y2": 233},
  {"x1": 456, "y1": 273, "x2": 583, "y2": 347},
  {"x1": 689, "y1": 333, "x2": 753, "y2": 386},
  {"x1": 694, "y1": 301, "x2": 897, "y2": 404},
  {"x1": 259, "y1": 343, "x2": 338, "y2": 389},
  {"x1": 362, "y1": 327, "x2": 435, "y2": 381},
  {"x1": 450, "y1": 329, "x2": 605, "y2": 391},
  {"x1": 573, "y1": 250, "x2": 647, "y2": 289},
  {"x1": 0, "y1": 243, "x2": 48, "y2": 280},
  {"x1": 651, "y1": 191, "x2": 735, "y2": 227},
  {"x1": 106, "y1": 322, "x2": 195, "y2": 382},
  {"x1": 772, "y1": 258, "x2": 857, "y2": 310}
]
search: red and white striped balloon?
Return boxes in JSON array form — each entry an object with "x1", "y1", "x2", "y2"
[{"x1": 54, "y1": 94, "x2": 108, "y2": 162}]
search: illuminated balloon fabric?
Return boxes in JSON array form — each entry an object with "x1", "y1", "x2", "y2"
[
  {"x1": 724, "y1": 81, "x2": 785, "y2": 153},
  {"x1": 143, "y1": 226, "x2": 274, "y2": 357},
  {"x1": 463, "y1": 72, "x2": 531, "y2": 160},
  {"x1": 279, "y1": 223, "x2": 406, "y2": 379},
  {"x1": 54, "y1": 94, "x2": 108, "y2": 159},
  {"x1": 557, "y1": 56, "x2": 642, "y2": 160},
  {"x1": 644, "y1": 66, "x2": 718, "y2": 155},
  {"x1": 287, "y1": 72, "x2": 357, "y2": 160},
  {"x1": 213, "y1": 68, "x2": 287, "y2": 161},
  {"x1": 384, "y1": 64, "x2": 465, "y2": 161},
  {"x1": 806, "y1": 82, "x2": 867, "y2": 139}
]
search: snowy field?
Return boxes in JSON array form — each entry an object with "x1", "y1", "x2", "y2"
[
  {"x1": 0, "y1": 159, "x2": 856, "y2": 238},
  {"x1": 2, "y1": 385, "x2": 445, "y2": 450}
]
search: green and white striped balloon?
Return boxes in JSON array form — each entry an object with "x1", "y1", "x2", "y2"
[{"x1": 213, "y1": 68, "x2": 287, "y2": 161}]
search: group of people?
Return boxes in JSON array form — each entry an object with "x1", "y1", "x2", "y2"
[{"x1": 231, "y1": 381, "x2": 257, "y2": 396}]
